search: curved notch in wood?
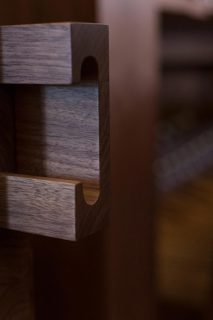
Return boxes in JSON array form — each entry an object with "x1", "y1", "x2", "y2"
[
  {"x1": 0, "y1": 23, "x2": 109, "y2": 241},
  {"x1": 80, "y1": 56, "x2": 100, "y2": 205}
]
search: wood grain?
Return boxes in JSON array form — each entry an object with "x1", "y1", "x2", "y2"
[
  {"x1": 0, "y1": 23, "x2": 108, "y2": 84},
  {"x1": 15, "y1": 84, "x2": 100, "y2": 183},
  {"x1": 0, "y1": 174, "x2": 78, "y2": 239},
  {"x1": 0, "y1": 23, "x2": 109, "y2": 240},
  {"x1": 0, "y1": 173, "x2": 105, "y2": 240}
]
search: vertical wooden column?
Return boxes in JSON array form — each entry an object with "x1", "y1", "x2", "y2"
[
  {"x1": 0, "y1": 87, "x2": 34, "y2": 319},
  {"x1": 98, "y1": 1, "x2": 158, "y2": 319}
]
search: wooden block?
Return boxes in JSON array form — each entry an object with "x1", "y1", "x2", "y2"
[
  {"x1": 0, "y1": 23, "x2": 109, "y2": 240},
  {"x1": 15, "y1": 84, "x2": 99, "y2": 183},
  {"x1": 0, "y1": 23, "x2": 109, "y2": 84},
  {"x1": 0, "y1": 172, "x2": 108, "y2": 240},
  {"x1": 0, "y1": 173, "x2": 104, "y2": 240}
]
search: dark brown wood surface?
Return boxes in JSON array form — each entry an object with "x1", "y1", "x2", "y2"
[
  {"x1": 0, "y1": 87, "x2": 14, "y2": 172},
  {"x1": 99, "y1": 1, "x2": 157, "y2": 319},
  {"x1": 0, "y1": 231, "x2": 34, "y2": 319},
  {"x1": 0, "y1": 0, "x2": 95, "y2": 25},
  {"x1": 0, "y1": 1, "x2": 157, "y2": 319},
  {"x1": 0, "y1": 10, "x2": 110, "y2": 319},
  {"x1": 0, "y1": 3, "x2": 105, "y2": 319},
  {"x1": 0, "y1": 23, "x2": 109, "y2": 240},
  {"x1": 0, "y1": 80, "x2": 35, "y2": 319}
]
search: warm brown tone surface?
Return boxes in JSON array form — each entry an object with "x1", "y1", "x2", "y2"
[
  {"x1": 99, "y1": 1, "x2": 157, "y2": 319},
  {"x1": 0, "y1": 22, "x2": 109, "y2": 241},
  {"x1": 0, "y1": 23, "x2": 108, "y2": 84},
  {"x1": 0, "y1": 231, "x2": 34, "y2": 319},
  {"x1": 157, "y1": 170, "x2": 213, "y2": 309},
  {"x1": 0, "y1": 18, "x2": 108, "y2": 319},
  {"x1": 0, "y1": 0, "x2": 95, "y2": 25},
  {"x1": 0, "y1": 87, "x2": 14, "y2": 172},
  {"x1": 2, "y1": 1, "x2": 213, "y2": 319}
]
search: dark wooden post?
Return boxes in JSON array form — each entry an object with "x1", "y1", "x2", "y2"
[{"x1": 98, "y1": 1, "x2": 158, "y2": 319}]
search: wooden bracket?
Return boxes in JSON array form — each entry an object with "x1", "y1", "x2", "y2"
[{"x1": 0, "y1": 23, "x2": 109, "y2": 241}]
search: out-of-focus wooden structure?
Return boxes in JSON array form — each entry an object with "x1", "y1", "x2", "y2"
[{"x1": 0, "y1": 0, "x2": 213, "y2": 319}]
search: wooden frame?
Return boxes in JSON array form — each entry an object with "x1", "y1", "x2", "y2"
[{"x1": 0, "y1": 22, "x2": 109, "y2": 241}]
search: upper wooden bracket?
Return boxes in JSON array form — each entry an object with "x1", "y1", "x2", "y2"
[
  {"x1": 0, "y1": 22, "x2": 109, "y2": 84},
  {"x1": 0, "y1": 23, "x2": 110, "y2": 241}
]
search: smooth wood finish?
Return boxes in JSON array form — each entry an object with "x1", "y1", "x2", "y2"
[
  {"x1": 0, "y1": 23, "x2": 109, "y2": 240},
  {"x1": 0, "y1": 6, "x2": 101, "y2": 320},
  {"x1": 0, "y1": 23, "x2": 108, "y2": 84},
  {"x1": 0, "y1": 174, "x2": 105, "y2": 240},
  {"x1": 15, "y1": 84, "x2": 99, "y2": 183},
  {"x1": 98, "y1": 1, "x2": 157, "y2": 319},
  {"x1": 0, "y1": 231, "x2": 34, "y2": 319}
]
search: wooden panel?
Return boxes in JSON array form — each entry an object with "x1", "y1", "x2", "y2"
[
  {"x1": 15, "y1": 84, "x2": 99, "y2": 183},
  {"x1": 0, "y1": 5, "x2": 98, "y2": 320},
  {"x1": 0, "y1": 174, "x2": 78, "y2": 239},
  {"x1": 0, "y1": 23, "x2": 109, "y2": 240},
  {"x1": 0, "y1": 23, "x2": 108, "y2": 84},
  {"x1": 1, "y1": 23, "x2": 72, "y2": 84},
  {"x1": 0, "y1": 173, "x2": 106, "y2": 240}
]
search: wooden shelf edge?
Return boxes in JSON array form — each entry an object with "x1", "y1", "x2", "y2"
[
  {"x1": 0, "y1": 22, "x2": 108, "y2": 85},
  {"x1": 0, "y1": 173, "x2": 103, "y2": 241}
]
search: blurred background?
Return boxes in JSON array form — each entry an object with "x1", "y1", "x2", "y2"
[{"x1": 0, "y1": 0, "x2": 213, "y2": 319}]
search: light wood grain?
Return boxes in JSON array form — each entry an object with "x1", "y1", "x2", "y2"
[
  {"x1": 0, "y1": 23, "x2": 109, "y2": 240},
  {"x1": 0, "y1": 174, "x2": 78, "y2": 239}
]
